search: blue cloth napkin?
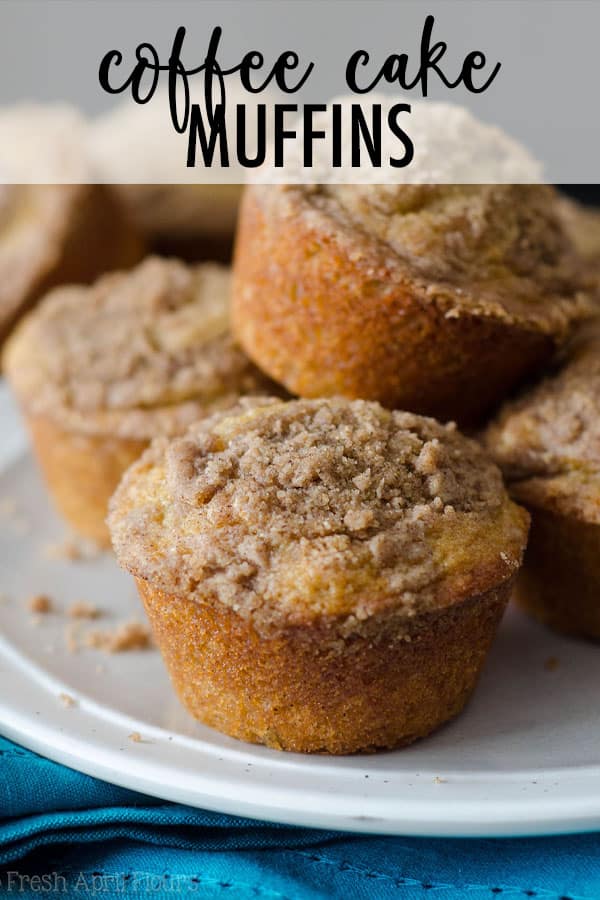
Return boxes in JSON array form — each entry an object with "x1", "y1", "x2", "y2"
[{"x1": 2, "y1": 735, "x2": 600, "y2": 899}]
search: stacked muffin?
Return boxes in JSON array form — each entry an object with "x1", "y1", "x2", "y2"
[
  {"x1": 4, "y1": 258, "x2": 280, "y2": 545},
  {"x1": 3, "y1": 103, "x2": 598, "y2": 753},
  {"x1": 483, "y1": 325, "x2": 600, "y2": 638},
  {"x1": 0, "y1": 104, "x2": 143, "y2": 349}
]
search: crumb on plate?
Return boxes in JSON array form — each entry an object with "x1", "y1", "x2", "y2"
[
  {"x1": 85, "y1": 620, "x2": 153, "y2": 653},
  {"x1": 27, "y1": 593, "x2": 53, "y2": 614},
  {"x1": 59, "y1": 692, "x2": 76, "y2": 708},
  {"x1": 68, "y1": 600, "x2": 102, "y2": 620}
]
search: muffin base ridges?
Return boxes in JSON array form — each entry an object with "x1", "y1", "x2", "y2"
[
  {"x1": 136, "y1": 576, "x2": 512, "y2": 754},
  {"x1": 515, "y1": 506, "x2": 600, "y2": 639},
  {"x1": 27, "y1": 413, "x2": 147, "y2": 547}
]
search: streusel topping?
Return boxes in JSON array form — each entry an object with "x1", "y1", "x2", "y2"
[
  {"x1": 109, "y1": 398, "x2": 527, "y2": 632},
  {"x1": 4, "y1": 257, "x2": 276, "y2": 438},
  {"x1": 483, "y1": 327, "x2": 600, "y2": 522},
  {"x1": 262, "y1": 183, "x2": 591, "y2": 336},
  {"x1": 484, "y1": 327, "x2": 600, "y2": 480}
]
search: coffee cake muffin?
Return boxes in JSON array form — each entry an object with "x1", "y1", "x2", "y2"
[
  {"x1": 0, "y1": 104, "x2": 142, "y2": 346},
  {"x1": 233, "y1": 184, "x2": 591, "y2": 425},
  {"x1": 483, "y1": 326, "x2": 600, "y2": 637},
  {"x1": 4, "y1": 258, "x2": 277, "y2": 545},
  {"x1": 108, "y1": 397, "x2": 529, "y2": 753},
  {"x1": 89, "y1": 90, "x2": 244, "y2": 262}
]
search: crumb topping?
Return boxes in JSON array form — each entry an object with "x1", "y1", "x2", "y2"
[
  {"x1": 4, "y1": 257, "x2": 276, "y2": 438},
  {"x1": 68, "y1": 601, "x2": 102, "y2": 620},
  {"x1": 84, "y1": 620, "x2": 153, "y2": 653},
  {"x1": 483, "y1": 326, "x2": 600, "y2": 522},
  {"x1": 109, "y1": 397, "x2": 528, "y2": 632},
  {"x1": 58, "y1": 692, "x2": 76, "y2": 708},
  {"x1": 261, "y1": 184, "x2": 591, "y2": 337},
  {"x1": 27, "y1": 594, "x2": 53, "y2": 614}
]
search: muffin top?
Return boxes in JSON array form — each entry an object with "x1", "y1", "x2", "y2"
[
  {"x1": 258, "y1": 183, "x2": 591, "y2": 339},
  {"x1": 0, "y1": 106, "x2": 89, "y2": 323},
  {"x1": 483, "y1": 326, "x2": 600, "y2": 523},
  {"x1": 89, "y1": 86, "x2": 261, "y2": 239},
  {"x1": 109, "y1": 397, "x2": 528, "y2": 635},
  {"x1": 0, "y1": 105, "x2": 139, "y2": 342},
  {"x1": 0, "y1": 103, "x2": 91, "y2": 181},
  {"x1": 4, "y1": 257, "x2": 276, "y2": 439},
  {"x1": 0, "y1": 180, "x2": 88, "y2": 339}
]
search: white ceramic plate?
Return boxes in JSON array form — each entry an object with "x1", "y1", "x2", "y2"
[{"x1": 1, "y1": 384, "x2": 600, "y2": 838}]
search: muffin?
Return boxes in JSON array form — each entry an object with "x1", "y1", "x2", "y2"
[
  {"x1": 0, "y1": 104, "x2": 142, "y2": 346},
  {"x1": 108, "y1": 397, "x2": 529, "y2": 753},
  {"x1": 483, "y1": 326, "x2": 600, "y2": 638},
  {"x1": 232, "y1": 183, "x2": 592, "y2": 425},
  {"x1": 3, "y1": 258, "x2": 278, "y2": 546},
  {"x1": 89, "y1": 90, "x2": 246, "y2": 262},
  {"x1": 96, "y1": 184, "x2": 241, "y2": 263}
]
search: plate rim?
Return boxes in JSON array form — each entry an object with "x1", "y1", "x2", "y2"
[{"x1": 3, "y1": 382, "x2": 600, "y2": 838}]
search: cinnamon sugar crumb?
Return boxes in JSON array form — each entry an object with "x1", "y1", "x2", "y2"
[
  {"x1": 109, "y1": 397, "x2": 525, "y2": 633},
  {"x1": 27, "y1": 594, "x2": 53, "y2": 614},
  {"x1": 128, "y1": 731, "x2": 142, "y2": 743},
  {"x1": 343, "y1": 508, "x2": 375, "y2": 531},
  {"x1": 544, "y1": 656, "x2": 560, "y2": 672},
  {"x1": 6, "y1": 259, "x2": 277, "y2": 441},
  {"x1": 68, "y1": 601, "x2": 102, "y2": 620},
  {"x1": 85, "y1": 620, "x2": 153, "y2": 653},
  {"x1": 59, "y1": 692, "x2": 76, "y2": 708}
]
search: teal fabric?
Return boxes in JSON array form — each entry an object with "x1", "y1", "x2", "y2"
[{"x1": 1, "y1": 735, "x2": 600, "y2": 899}]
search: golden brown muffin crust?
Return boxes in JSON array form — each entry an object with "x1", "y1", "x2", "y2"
[
  {"x1": 4, "y1": 257, "x2": 275, "y2": 439},
  {"x1": 232, "y1": 184, "x2": 593, "y2": 425},
  {"x1": 274, "y1": 184, "x2": 589, "y2": 334},
  {"x1": 137, "y1": 576, "x2": 512, "y2": 753},
  {"x1": 109, "y1": 397, "x2": 528, "y2": 634}
]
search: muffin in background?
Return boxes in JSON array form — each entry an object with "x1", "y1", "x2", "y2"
[
  {"x1": 483, "y1": 325, "x2": 600, "y2": 638},
  {"x1": 233, "y1": 181, "x2": 593, "y2": 427},
  {"x1": 89, "y1": 90, "x2": 248, "y2": 262},
  {"x1": 0, "y1": 104, "x2": 143, "y2": 347},
  {"x1": 3, "y1": 258, "x2": 280, "y2": 546},
  {"x1": 109, "y1": 396, "x2": 529, "y2": 754}
]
